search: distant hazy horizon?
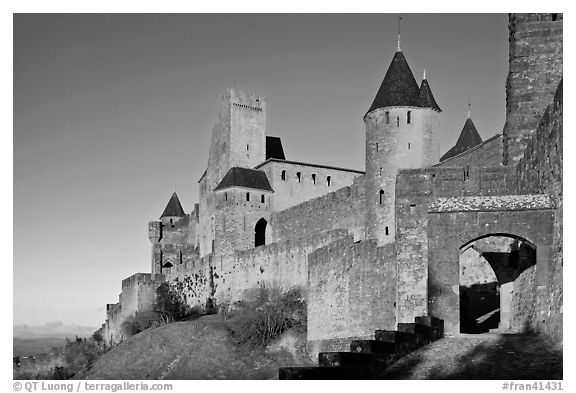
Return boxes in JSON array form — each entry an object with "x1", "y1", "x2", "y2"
[{"x1": 14, "y1": 14, "x2": 508, "y2": 327}]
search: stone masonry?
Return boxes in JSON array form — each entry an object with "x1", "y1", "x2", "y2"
[{"x1": 99, "y1": 14, "x2": 563, "y2": 352}]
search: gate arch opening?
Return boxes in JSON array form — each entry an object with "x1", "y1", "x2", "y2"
[
  {"x1": 459, "y1": 235, "x2": 536, "y2": 333},
  {"x1": 255, "y1": 218, "x2": 268, "y2": 247}
]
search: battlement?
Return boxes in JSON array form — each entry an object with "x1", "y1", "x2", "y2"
[
  {"x1": 105, "y1": 302, "x2": 121, "y2": 319},
  {"x1": 396, "y1": 165, "x2": 516, "y2": 199},
  {"x1": 121, "y1": 273, "x2": 165, "y2": 291},
  {"x1": 223, "y1": 88, "x2": 265, "y2": 111}
]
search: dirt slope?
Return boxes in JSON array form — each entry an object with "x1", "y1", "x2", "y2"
[{"x1": 76, "y1": 314, "x2": 313, "y2": 380}]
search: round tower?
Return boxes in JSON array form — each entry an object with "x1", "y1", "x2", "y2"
[{"x1": 364, "y1": 50, "x2": 441, "y2": 244}]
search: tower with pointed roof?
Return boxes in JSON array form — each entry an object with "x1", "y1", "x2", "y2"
[
  {"x1": 440, "y1": 114, "x2": 483, "y2": 162},
  {"x1": 148, "y1": 191, "x2": 197, "y2": 274},
  {"x1": 160, "y1": 192, "x2": 186, "y2": 226},
  {"x1": 364, "y1": 46, "x2": 441, "y2": 244}
]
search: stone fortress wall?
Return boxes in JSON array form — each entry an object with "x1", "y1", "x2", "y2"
[
  {"x1": 256, "y1": 159, "x2": 363, "y2": 214},
  {"x1": 100, "y1": 13, "x2": 563, "y2": 350}
]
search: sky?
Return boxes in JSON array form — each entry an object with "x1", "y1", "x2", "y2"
[{"x1": 13, "y1": 13, "x2": 509, "y2": 328}]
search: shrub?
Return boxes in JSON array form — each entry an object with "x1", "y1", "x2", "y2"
[
  {"x1": 62, "y1": 336, "x2": 104, "y2": 375},
  {"x1": 154, "y1": 282, "x2": 188, "y2": 321},
  {"x1": 121, "y1": 311, "x2": 161, "y2": 337},
  {"x1": 225, "y1": 285, "x2": 306, "y2": 347}
]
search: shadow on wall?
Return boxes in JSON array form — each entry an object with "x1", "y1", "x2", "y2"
[
  {"x1": 377, "y1": 333, "x2": 562, "y2": 380},
  {"x1": 460, "y1": 283, "x2": 500, "y2": 334}
]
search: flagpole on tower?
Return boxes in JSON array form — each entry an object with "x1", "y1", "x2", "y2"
[{"x1": 397, "y1": 16, "x2": 403, "y2": 51}]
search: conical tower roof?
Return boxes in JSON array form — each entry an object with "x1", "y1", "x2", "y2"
[
  {"x1": 418, "y1": 78, "x2": 441, "y2": 112},
  {"x1": 440, "y1": 118, "x2": 483, "y2": 161},
  {"x1": 160, "y1": 192, "x2": 186, "y2": 218},
  {"x1": 366, "y1": 51, "x2": 420, "y2": 115}
]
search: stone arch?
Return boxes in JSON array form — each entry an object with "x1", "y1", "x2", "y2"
[
  {"x1": 255, "y1": 218, "x2": 268, "y2": 247},
  {"x1": 427, "y1": 206, "x2": 554, "y2": 335},
  {"x1": 458, "y1": 235, "x2": 536, "y2": 333}
]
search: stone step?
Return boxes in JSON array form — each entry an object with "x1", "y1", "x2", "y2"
[
  {"x1": 319, "y1": 352, "x2": 376, "y2": 368},
  {"x1": 415, "y1": 316, "x2": 445, "y2": 338},
  {"x1": 278, "y1": 366, "x2": 374, "y2": 380},
  {"x1": 374, "y1": 329, "x2": 425, "y2": 346},
  {"x1": 350, "y1": 339, "x2": 416, "y2": 357},
  {"x1": 397, "y1": 322, "x2": 438, "y2": 341}
]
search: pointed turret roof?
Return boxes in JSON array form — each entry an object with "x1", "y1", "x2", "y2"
[
  {"x1": 160, "y1": 192, "x2": 186, "y2": 218},
  {"x1": 366, "y1": 51, "x2": 420, "y2": 115},
  {"x1": 440, "y1": 118, "x2": 483, "y2": 161},
  {"x1": 418, "y1": 78, "x2": 441, "y2": 112}
]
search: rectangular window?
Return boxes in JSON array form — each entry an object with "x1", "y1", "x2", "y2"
[
  {"x1": 407, "y1": 111, "x2": 411, "y2": 124},
  {"x1": 385, "y1": 111, "x2": 390, "y2": 124},
  {"x1": 246, "y1": 192, "x2": 250, "y2": 201}
]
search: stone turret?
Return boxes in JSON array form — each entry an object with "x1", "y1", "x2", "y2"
[
  {"x1": 160, "y1": 191, "x2": 186, "y2": 226},
  {"x1": 440, "y1": 115, "x2": 483, "y2": 162},
  {"x1": 364, "y1": 49, "x2": 441, "y2": 244}
]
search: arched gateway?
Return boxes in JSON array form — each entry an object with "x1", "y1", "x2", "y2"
[
  {"x1": 255, "y1": 218, "x2": 268, "y2": 247},
  {"x1": 427, "y1": 194, "x2": 556, "y2": 335}
]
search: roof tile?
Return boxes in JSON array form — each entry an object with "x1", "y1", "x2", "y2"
[{"x1": 214, "y1": 167, "x2": 273, "y2": 192}]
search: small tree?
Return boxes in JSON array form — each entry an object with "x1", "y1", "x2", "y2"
[
  {"x1": 154, "y1": 282, "x2": 188, "y2": 321},
  {"x1": 92, "y1": 331, "x2": 104, "y2": 345}
]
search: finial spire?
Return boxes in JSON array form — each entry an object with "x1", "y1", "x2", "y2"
[
  {"x1": 467, "y1": 101, "x2": 471, "y2": 118},
  {"x1": 397, "y1": 17, "x2": 403, "y2": 51},
  {"x1": 423, "y1": 68, "x2": 427, "y2": 80}
]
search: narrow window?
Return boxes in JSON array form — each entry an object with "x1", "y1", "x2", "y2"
[
  {"x1": 225, "y1": 192, "x2": 228, "y2": 201},
  {"x1": 246, "y1": 192, "x2": 250, "y2": 201},
  {"x1": 385, "y1": 226, "x2": 389, "y2": 235},
  {"x1": 407, "y1": 110, "x2": 411, "y2": 124},
  {"x1": 312, "y1": 174, "x2": 316, "y2": 185},
  {"x1": 376, "y1": 143, "x2": 379, "y2": 152},
  {"x1": 379, "y1": 167, "x2": 383, "y2": 176},
  {"x1": 296, "y1": 172, "x2": 301, "y2": 183},
  {"x1": 247, "y1": 144, "x2": 249, "y2": 151},
  {"x1": 327, "y1": 176, "x2": 332, "y2": 187},
  {"x1": 408, "y1": 142, "x2": 411, "y2": 150},
  {"x1": 261, "y1": 194, "x2": 265, "y2": 203},
  {"x1": 281, "y1": 170, "x2": 286, "y2": 181},
  {"x1": 379, "y1": 190, "x2": 384, "y2": 204},
  {"x1": 385, "y1": 111, "x2": 390, "y2": 124},
  {"x1": 397, "y1": 116, "x2": 400, "y2": 127},
  {"x1": 170, "y1": 218, "x2": 173, "y2": 225}
]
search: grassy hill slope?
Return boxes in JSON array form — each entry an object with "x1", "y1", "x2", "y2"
[{"x1": 76, "y1": 314, "x2": 313, "y2": 380}]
